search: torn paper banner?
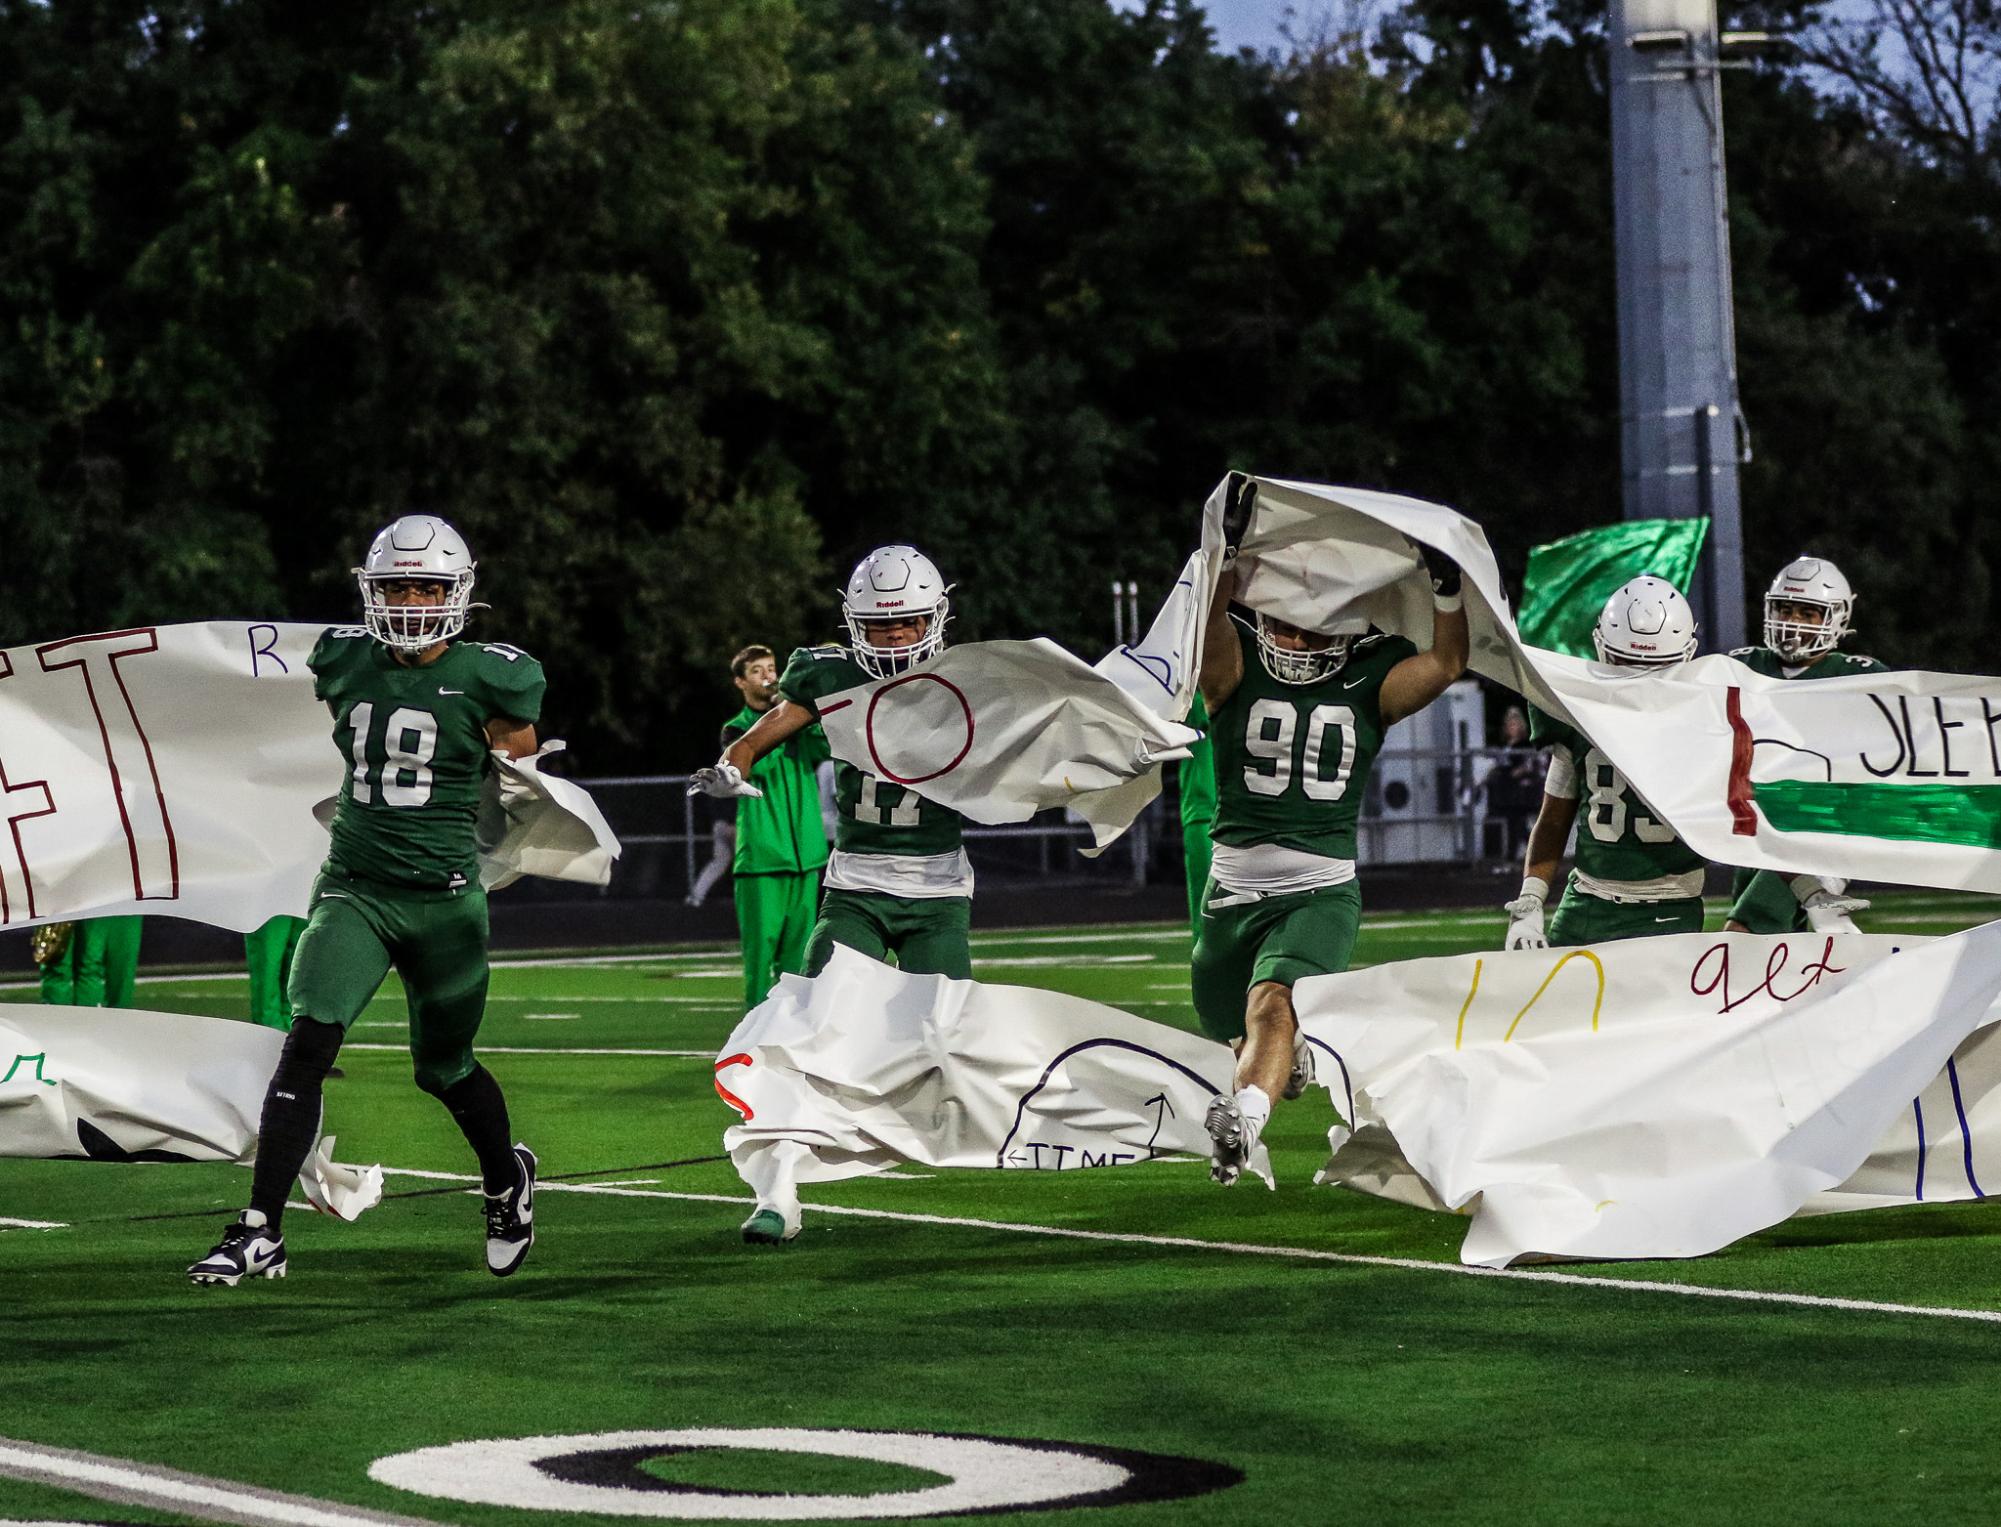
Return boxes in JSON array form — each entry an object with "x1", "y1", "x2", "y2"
[
  {"x1": 718, "y1": 929, "x2": 2001, "y2": 1266},
  {"x1": 716, "y1": 945, "x2": 1269, "y2": 1213},
  {"x1": 0, "y1": 1003, "x2": 380, "y2": 1217}
]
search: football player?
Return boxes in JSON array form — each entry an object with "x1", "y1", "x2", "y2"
[
  {"x1": 189, "y1": 515, "x2": 543, "y2": 1286},
  {"x1": 1195, "y1": 538, "x2": 1469, "y2": 1187},
  {"x1": 1503, "y1": 577, "x2": 1708, "y2": 951},
  {"x1": 691, "y1": 545, "x2": 970, "y2": 1238},
  {"x1": 1723, "y1": 557, "x2": 1885, "y2": 934}
]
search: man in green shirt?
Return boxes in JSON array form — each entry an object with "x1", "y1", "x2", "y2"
[
  {"x1": 692, "y1": 544, "x2": 969, "y2": 1242},
  {"x1": 1722, "y1": 556, "x2": 1883, "y2": 935},
  {"x1": 190, "y1": 514, "x2": 543, "y2": 1287},
  {"x1": 719, "y1": 643, "x2": 831, "y2": 1010}
]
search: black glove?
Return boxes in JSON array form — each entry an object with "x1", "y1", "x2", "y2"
[
  {"x1": 1221, "y1": 471, "x2": 1257, "y2": 562},
  {"x1": 1415, "y1": 539, "x2": 1461, "y2": 598}
]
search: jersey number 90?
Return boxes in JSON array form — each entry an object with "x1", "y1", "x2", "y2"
[
  {"x1": 1242, "y1": 699, "x2": 1356, "y2": 801},
  {"x1": 342, "y1": 701, "x2": 438, "y2": 807}
]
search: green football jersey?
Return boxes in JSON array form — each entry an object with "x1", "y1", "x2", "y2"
[
  {"x1": 1730, "y1": 645, "x2": 1889, "y2": 680},
  {"x1": 778, "y1": 644, "x2": 963, "y2": 859},
  {"x1": 312, "y1": 629, "x2": 546, "y2": 890},
  {"x1": 1209, "y1": 621, "x2": 1417, "y2": 860},
  {"x1": 1529, "y1": 706, "x2": 1703, "y2": 882},
  {"x1": 720, "y1": 704, "x2": 831, "y2": 875}
]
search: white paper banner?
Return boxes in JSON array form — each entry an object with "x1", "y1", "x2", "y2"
[
  {"x1": 1534, "y1": 652, "x2": 2001, "y2": 892},
  {"x1": 811, "y1": 639, "x2": 1201, "y2": 850},
  {"x1": 720, "y1": 932, "x2": 2001, "y2": 1265},
  {"x1": 0, "y1": 621, "x2": 619, "y2": 933},
  {"x1": 718, "y1": 945, "x2": 1268, "y2": 1196},
  {"x1": 0, "y1": 1003, "x2": 381, "y2": 1217}
]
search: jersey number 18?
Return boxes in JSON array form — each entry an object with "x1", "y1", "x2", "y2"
[{"x1": 343, "y1": 701, "x2": 438, "y2": 807}]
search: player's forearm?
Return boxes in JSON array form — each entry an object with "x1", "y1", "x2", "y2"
[
  {"x1": 1523, "y1": 800, "x2": 1574, "y2": 885},
  {"x1": 1428, "y1": 602, "x2": 1469, "y2": 682},
  {"x1": 1197, "y1": 567, "x2": 1241, "y2": 710},
  {"x1": 722, "y1": 701, "x2": 812, "y2": 773}
]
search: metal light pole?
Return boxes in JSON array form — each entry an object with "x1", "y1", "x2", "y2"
[{"x1": 1609, "y1": 0, "x2": 1752, "y2": 649}]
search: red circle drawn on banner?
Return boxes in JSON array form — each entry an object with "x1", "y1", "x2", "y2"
[{"x1": 865, "y1": 674, "x2": 975, "y2": 785}]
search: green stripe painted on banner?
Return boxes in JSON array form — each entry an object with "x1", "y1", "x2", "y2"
[{"x1": 1754, "y1": 781, "x2": 2001, "y2": 849}]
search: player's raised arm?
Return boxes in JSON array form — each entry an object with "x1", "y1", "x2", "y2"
[
  {"x1": 1197, "y1": 565, "x2": 1244, "y2": 713},
  {"x1": 1380, "y1": 545, "x2": 1469, "y2": 725}
]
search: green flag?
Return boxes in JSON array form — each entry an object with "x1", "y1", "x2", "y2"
[{"x1": 1518, "y1": 519, "x2": 1710, "y2": 657}]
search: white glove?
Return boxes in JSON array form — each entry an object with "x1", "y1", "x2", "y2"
[
  {"x1": 687, "y1": 760, "x2": 763, "y2": 799},
  {"x1": 1504, "y1": 875, "x2": 1550, "y2": 950},
  {"x1": 1802, "y1": 889, "x2": 1869, "y2": 934}
]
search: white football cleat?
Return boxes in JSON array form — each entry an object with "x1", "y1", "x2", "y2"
[
  {"x1": 1205, "y1": 1095, "x2": 1251, "y2": 1187},
  {"x1": 1282, "y1": 1029, "x2": 1316, "y2": 1101},
  {"x1": 484, "y1": 1144, "x2": 536, "y2": 1277},
  {"x1": 188, "y1": 1213, "x2": 287, "y2": 1287}
]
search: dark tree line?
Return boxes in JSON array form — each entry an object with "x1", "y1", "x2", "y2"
[{"x1": 1, "y1": 0, "x2": 1992, "y2": 766}]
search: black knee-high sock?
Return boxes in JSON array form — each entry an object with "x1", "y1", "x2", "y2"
[
  {"x1": 435, "y1": 1064, "x2": 515, "y2": 1195},
  {"x1": 248, "y1": 1018, "x2": 345, "y2": 1229}
]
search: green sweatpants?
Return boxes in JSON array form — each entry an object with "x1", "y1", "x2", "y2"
[
  {"x1": 287, "y1": 872, "x2": 491, "y2": 1093},
  {"x1": 804, "y1": 888, "x2": 972, "y2": 980},
  {"x1": 39, "y1": 917, "x2": 142, "y2": 1007},
  {"x1": 245, "y1": 915, "x2": 308, "y2": 1030},
  {"x1": 1190, "y1": 878, "x2": 1363, "y2": 1042},
  {"x1": 1728, "y1": 868, "x2": 1806, "y2": 935},
  {"x1": 1548, "y1": 880, "x2": 1705, "y2": 946},
  {"x1": 735, "y1": 870, "x2": 822, "y2": 1009}
]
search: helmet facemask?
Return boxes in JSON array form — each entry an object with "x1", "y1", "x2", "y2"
[
  {"x1": 358, "y1": 570, "x2": 477, "y2": 652},
  {"x1": 845, "y1": 604, "x2": 948, "y2": 678},
  {"x1": 1254, "y1": 613, "x2": 1354, "y2": 686},
  {"x1": 1764, "y1": 594, "x2": 1850, "y2": 665}
]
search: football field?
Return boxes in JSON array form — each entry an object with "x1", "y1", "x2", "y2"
[{"x1": 5, "y1": 894, "x2": 2001, "y2": 1526}]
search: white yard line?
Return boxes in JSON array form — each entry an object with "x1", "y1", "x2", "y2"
[
  {"x1": 376, "y1": 1168, "x2": 2001, "y2": 1328},
  {"x1": 0, "y1": 1436, "x2": 437, "y2": 1527},
  {"x1": 0, "y1": 1216, "x2": 68, "y2": 1230}
]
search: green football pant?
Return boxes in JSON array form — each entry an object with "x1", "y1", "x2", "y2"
[
  {"x1": 1548, "y1": 883, "x2": 1705, "y2": 945},
  {"x1": 804, "y1": 888, "x2": 972, "y2": 979},
  {"x1": 38, "y1": 917, "x2": 142, "y2": 1007},
  {"x1": 1183, "y1": 824, "x2": 1213, "y2": 937},
  {"x1": 1190, "y1": 878, "x2": 1363, "y2": 1042},
  {"x1": 1728, "y1": 867, "x2": 1806, "y2": 935},
  {"x1": 735, "y1": 870, "x2": 822, "y2": 1009},
  {"x1": 245, "y1": 914, "x2": 308, "y2": 1030},
  {"x1": 287, "y1": 874, "x2": 491, "y2": 1093}
]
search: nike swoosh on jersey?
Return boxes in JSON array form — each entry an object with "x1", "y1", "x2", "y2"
[
  {"x1": 1342, "y1": 675, "x2": 1368, "y2": 689},
  {"x1": 437, "y1": 687, "x2": 466, "y2": 695}
]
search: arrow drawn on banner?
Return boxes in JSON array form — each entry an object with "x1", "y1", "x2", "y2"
[{"x1": 1144, "y1": 1092, "x2": 1175, "y2": 1157}]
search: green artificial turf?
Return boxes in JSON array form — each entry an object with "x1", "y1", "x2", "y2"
[{"x1": 3, "y1": 891, "x2": 1999, "y2": 1526}]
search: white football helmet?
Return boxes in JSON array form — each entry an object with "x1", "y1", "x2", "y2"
[
  {"x1": 1763, "y1": 556, "x2": 1854, "y2": 665},
  {"x1": 1593, "y1": 575, "x2": 1697, "y2": 667},
  {"x1": 843, "y1": 545, "x2": 951, "y2": 677},
  {"x1": 354, "y1": 514, "x2": 477, "y2": 652},
  {"x1": 1254, "y1": 612, "x2": 1369, "y2": 686}
]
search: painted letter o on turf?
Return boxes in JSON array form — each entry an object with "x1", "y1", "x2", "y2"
[{"x1": 369, "y1": 1427, "x2": 1240, "y2": 1520}]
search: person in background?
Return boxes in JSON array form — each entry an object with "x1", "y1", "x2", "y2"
[
  {"x1": 1480, "y1": 706, "x2": 1542, "y2": 864},
  {"x1": 717, "y1": 644, "x2": 832, "y2": 1011},
  {"x1": 245, "y1": 915, "x2": 307, "y2": 1030},
  {"x1": 38, "y1": 917, "x2": 142, "y2": 1007},
  {"x1": 1178, "y1": 695, "x2": 1217, "y2": 935}
]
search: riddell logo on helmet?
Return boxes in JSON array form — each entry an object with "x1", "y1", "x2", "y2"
[{"x1": 876, "y1": 600, "x2": 905, "y2": 609}]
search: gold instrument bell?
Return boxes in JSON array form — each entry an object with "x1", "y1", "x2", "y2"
[{"x1": 30, "y1": 921, "x2": 75, "y2": 967}]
